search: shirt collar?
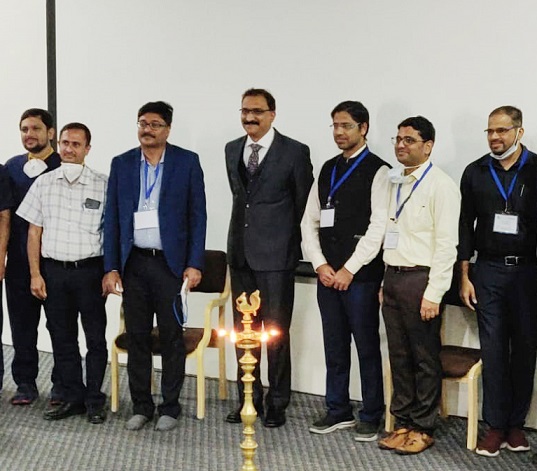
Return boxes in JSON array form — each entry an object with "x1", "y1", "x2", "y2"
[
  {"x1": 343, "y1": 143, "x2": 367, "y2": 161},
  {"x1": 406, "y1": 158, "x2": 431, "y2": 181},
  {"x1": 140, "y1": 148, "x2": 166, "y2": 165},
  {"x1": 245, "y1": 127, "x2": 275, "y2": 150},
  {"x1": 56, "y1": 164, "x2": 90, "y2": 185}
]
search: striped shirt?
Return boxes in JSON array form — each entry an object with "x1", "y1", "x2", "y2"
[{"x1": 16, "y1": 165, "x2": 108, "y2": 261}]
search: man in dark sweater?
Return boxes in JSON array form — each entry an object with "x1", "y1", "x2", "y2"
[{"x1": 301, "y1": 101, "x2": 389, "y2": 440}]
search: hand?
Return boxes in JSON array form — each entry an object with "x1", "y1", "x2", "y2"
[
  {"x1": 31, "y1": 274, "x2": 47, "y2": 300},
  {"x1": 459, "y1": 277, "x2": 477, "y2": 311},
  {"x1": 378, "y1": 287, "x2": 384, "y2": 306},
  {"x1": 102, "y1": 271, "x2": 123, "y2": 296},
  {"x1": 420, "y1": 298, "x2": 440, "y2": 321},
  {"x1": 316, "y1": 264, "x2": 336, "y2": 287},
  {"x1": 333, "y1": 267, "x2": 354, "y2": 291},
  {"x1": 183, "y1": 267, "x2": 202, "y2": 289}
]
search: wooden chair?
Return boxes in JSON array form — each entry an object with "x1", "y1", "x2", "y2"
[
  {"x1": 110, "y1": 250, "x2": 230, "y2": 419},
  {"x1": 384, "y1": 276, "x2": 482, "y2": 450}
]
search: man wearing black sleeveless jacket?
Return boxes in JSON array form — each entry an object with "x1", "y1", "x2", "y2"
[{"x1": 302, "y1": 101, "x2": 389, "y2": 441}]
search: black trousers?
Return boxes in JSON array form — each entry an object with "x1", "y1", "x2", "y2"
[
  {"x1": 5, "y1": 257, "x2": 60, "y2": 394},
  {"x1": 473, "y1": 259, "x2": 537, "y2": 429},
  {"x1": 230, "y1": 265, "x2": 294, "y2": 411},
  {"x1": 42, "y1": 257, "x2": 107, "y2": 407},
  {"x1": 382, "y1": 267, "x2": 442, "y2": 435},
  {"x1": 122, "y1": 249, "x2": 185, "y2": 419}
]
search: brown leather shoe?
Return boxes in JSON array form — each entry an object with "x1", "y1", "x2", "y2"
[
  {"x1": 378, "y1": 428, "x2": 411, "y2": 450},
  {"x1": 395, "y1": 430, "x2": 435, "y2": 455}
]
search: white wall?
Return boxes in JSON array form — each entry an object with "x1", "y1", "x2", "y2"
[{"x1": 4, "y1": 0, "x2": 537, "y2": 425}]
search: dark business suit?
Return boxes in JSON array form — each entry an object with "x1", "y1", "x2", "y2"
[
  {"x1": 225, "y1": 129, "x2": 313, "y2": 412},
  {"x1": 104, "y1": 143, "x2": 206, "y2": 418}
]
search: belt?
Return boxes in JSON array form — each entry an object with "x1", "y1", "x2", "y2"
[
  {"x1": 45, "y1": 256, "x2": 102, "y2": 269},
  {"x1": 132, "y1": 246, "x2": 164, "y2": 257},
  {"x1": 478, "y1": 255, "x2": 536, "y2": 266},
  {"x1": 387, "y1": 265, "x2": 429, "y2": 273}
]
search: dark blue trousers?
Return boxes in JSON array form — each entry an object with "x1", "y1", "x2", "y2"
[
  {"x1": 473, "y1": 259, "x2": 537, "y2": 429},
  {"x1": 317, "y1": 279, "x2": 384, "y2": 423}
]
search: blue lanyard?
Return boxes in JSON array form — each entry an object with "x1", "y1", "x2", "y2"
[
  {"x1": 488, "y1": 148, "x2": 528, "y2": 205},
  {"x1": 395, "y1": 162, "x2": 433, "y2": 220},
  {"x1": 144, "y1": 161, "x2": 161, "y2": 201},
  {"x1": 327, "y1": 148, "x2": 370, "y2": 207}
]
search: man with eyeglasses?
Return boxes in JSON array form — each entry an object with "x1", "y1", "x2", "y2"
[
  {"x1": 301, "y1": 101, "x2": 389, "y2": 441},
  {"x1": 225, "y1": 88, "x2": 313, "y2": 427},
  {"x1": 103, "y1": 101, "x2": 207, "y2": 432},
  {"x1": 380, "y1": 116, "x2": 460, "y2": 454},
  {"x1": 458, "y1": 106, "x2": 537, "y2": 457}
]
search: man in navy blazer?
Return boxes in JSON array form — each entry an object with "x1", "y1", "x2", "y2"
[
  {"x1": 225, "y1": 88, "x2": 313, "y2": 427},
  {"x1": 103, "y1": 101, "x2": 206, "y2": 432}
]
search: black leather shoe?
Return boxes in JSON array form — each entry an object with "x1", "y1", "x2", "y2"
[
  {"x1": 87, "y1": 406, "x2": 107, "y2": 424},
  {"x1": 263, "y1": 408, "x2": 286, "y2": 428},
  {"x1": 226, "y1": 403, "x2": 264, "y2": 424},
  {"x1": 44, "y1": 402, "x2": 86, "y2": 421}
]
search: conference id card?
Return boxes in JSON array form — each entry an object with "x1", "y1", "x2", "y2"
[
  {"x1": 493, "y1": 212, "x2": 518, "y2": 235},
  {"x1": 383, "y1": 231, "x2": 399, "y2": 250},
  {"x1": 320, "y1": 208, "x2": 335, "y2": 228},
  {"x1": 134, "y1": 210, "x2": 159, "y2": 229}
]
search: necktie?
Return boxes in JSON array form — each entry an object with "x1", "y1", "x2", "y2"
[{"x1": 247, "y1": 144, "x2": 261, "y2": 175}]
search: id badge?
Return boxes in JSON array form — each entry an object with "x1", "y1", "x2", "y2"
[
  {"x1": 493, "y1": 212, "x2": 518, "y2": 235},
  {"x1": 134, "y1": 210, "x2": 159, "y2": 229},
  {"x1": 320, "y1": 208, "x2": 335, "y2": 228},
  {"x1": 383, "y1": 231, "x2": 399, "y2": 250}
]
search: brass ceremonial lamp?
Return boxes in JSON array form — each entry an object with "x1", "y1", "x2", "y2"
[{"x1": 220, "y1": 290, "x2": 278, "y2": 471}]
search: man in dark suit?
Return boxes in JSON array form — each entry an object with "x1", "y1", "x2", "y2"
[
  {"x1": 103, "y1": 101, "x2": 206, "y2": 432},
  {"x1": 225, "y1": 88, "x2": 313, "y2": 427}
]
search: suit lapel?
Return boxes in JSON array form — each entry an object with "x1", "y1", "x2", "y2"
[
  {"x1": 230, "y1": 137, "x2": 247, "y2": 194},
  {"x1": 131, "y1": 149, "x2": 142, "y2": 211},
  {"x1": 248, "y1": 130, "x2": 283, "y2": 198}
]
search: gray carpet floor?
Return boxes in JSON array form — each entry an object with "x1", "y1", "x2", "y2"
[{"x1": 0, "y1": 346, "x2": 535, "y2": 471}]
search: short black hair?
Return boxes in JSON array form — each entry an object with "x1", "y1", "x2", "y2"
[
  {"x1": 19, "y1": 108, "x2": 54, "y2": 130},
  {"x1": 59, "y1": 122, "x2": 92, "y2": 146},
  {"x1": 489, "y1": 105, "x2": 523, "y2": 127},
  {"x1": 242, "y1": 88, "x2": 276, "y2": 111},
  {"x1": 138, "y1": 101, "x2": 173, "y2": 126},
  {"x1": 398, "y1": 116, "x2": 435, "y2": 142},
  {"x1": 331, "y1": 101, "x2": 370, "y2": 137}
]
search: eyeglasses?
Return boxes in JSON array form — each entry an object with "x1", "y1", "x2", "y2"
[
  {"x1": 484, "y1": 126, "x2": 516, "y2": 136},
  {"x1": 240, "y1": 108, "x2": 271, "y2": 116},
  {"x1": 391, "y1": 136, "x2": 425, "y2": 146},
  {"x1": 137, "y1": 120, "x2": 168, "y2": 130},
  {"x1": 330, "y1": 123, "x2": 361, "y2": 130}
]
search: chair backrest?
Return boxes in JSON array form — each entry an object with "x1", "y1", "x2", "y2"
[{"x1": 191, "y1": 250, "x2": 227, "y2": 294}]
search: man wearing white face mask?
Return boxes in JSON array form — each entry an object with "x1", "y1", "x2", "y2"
[
  {"x1": 5, "y1": 108, "x2": 62, "y2": 406},
  {"x1": 17, "y1": 123, "x2": 109, "y2": 424},
  {"x1": 459, "y1": 106, "x2": 537, "y2": 457}
]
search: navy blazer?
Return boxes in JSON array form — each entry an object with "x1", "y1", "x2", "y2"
[
  {"x1": 103, "y1": 143, "x2": 206, "y2": 278},
  {"x1": 225, "y1": 129, "x2": 313, "y2": 271}
]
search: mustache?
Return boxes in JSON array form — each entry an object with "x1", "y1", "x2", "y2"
[
  {"x1": 142, "y1": 133, "x2": 155, "y2": 138},
  {"x1": 242, "y1": 120, "x2": 259, "y2": 126}
]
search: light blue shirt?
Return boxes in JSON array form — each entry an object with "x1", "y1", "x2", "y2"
[{"x1": 133, "y1": 149, "x2": 165, "y2": 249}]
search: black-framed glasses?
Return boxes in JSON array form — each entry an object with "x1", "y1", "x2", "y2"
[
  {"x1": 484, "y1": 126, "x2": 516, "y2": 136},
  {"x1": 137, "y1": 120, "x2": 168, "y2": 130},
  {"x1": 240, "y1": 108, "x2": 271, "y2": 116},
  {"x1": 391, "y1": 136, "x2": 425, "y2": 146},
  {"x1": 330, "y1": 123, "x2": 361, "y2": 131}
]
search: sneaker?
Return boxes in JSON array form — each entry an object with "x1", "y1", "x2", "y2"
[
  {"x1": 309, "y1": 414, "x2": 356, "y2": 435},
  {"x1": 354, "y1": 421, "x2": 379, "y2": 442},
  {"x1": 378, "y1": 428, "x2": 411, "y2": 450},
  {"x1": 395, "y1": 430, "x2": 435, "y2": 455},
  {"x1": 476, "y1": 428, "x2": 505, "y2": 457},
  {"x1": 502, "y1": 428, "x2": 530, "y2": 452}
]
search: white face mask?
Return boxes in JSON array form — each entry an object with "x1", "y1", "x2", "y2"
[
  {"x1": 62, "y1": 163, "x2": 84, "y2": 183},
  {"x1": 23, "y1": 159, "x2": 48, "y2": 179},
  {"x1": 490, "y1": 129, "x2": 520, "y2": 161},
  {"x1": 388, "y1": 164, "x2": 423, "y2": 184}
]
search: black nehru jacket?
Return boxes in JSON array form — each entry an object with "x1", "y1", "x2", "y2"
[
  {"x1": 458, "y1": 146, "x2": 537, "y2": 260},
  {"x1": 318, "y1": 150, "x2": 387, "y2": 282}
]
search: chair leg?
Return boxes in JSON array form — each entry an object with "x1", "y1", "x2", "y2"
[
  {"x1": 384, "y1": 360, "x2": 395, "y2": 432},
  {"x1": 196, "y1": 350, "x2": 205, "y2": 420},
  {"x1": 467, "y1": 376, "x2": 479, "y2": 450},
  {"x1": 218, "y1": 341, "x2": 227, "y2": 400},
  {"x1": 440, "y1": 379, "x2": 449, "y2": 418},
  {"x1": 111, "y1": 345, "x2": 120, "y2": 412}
]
